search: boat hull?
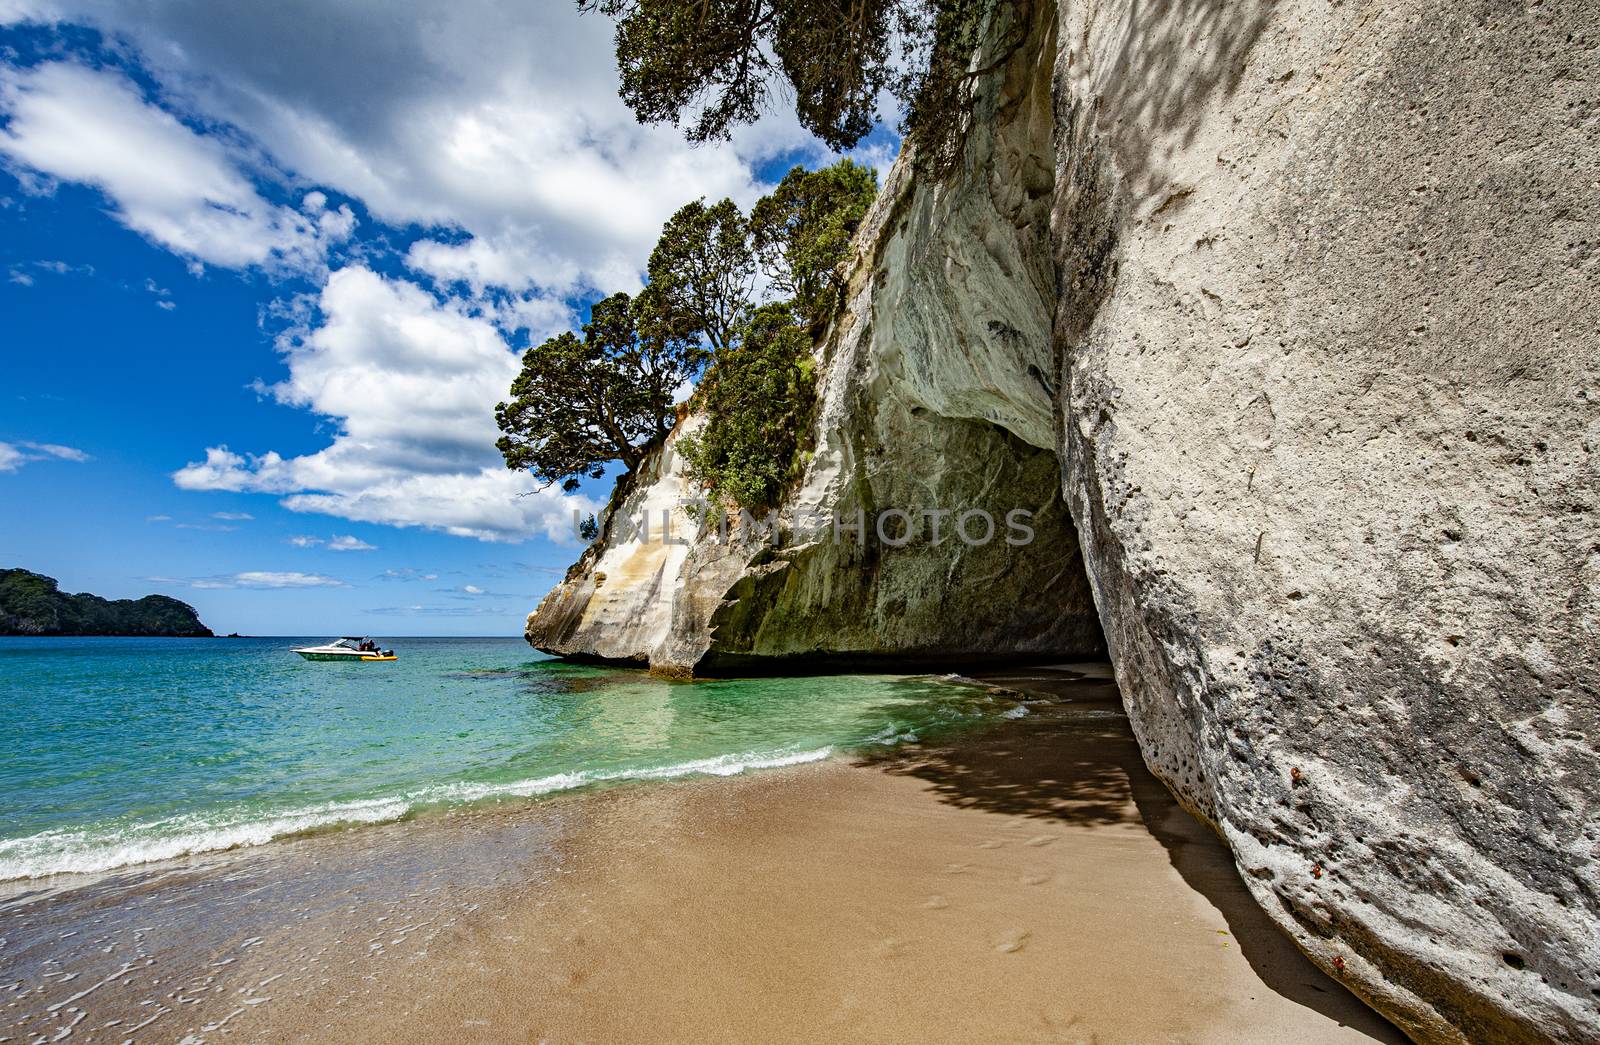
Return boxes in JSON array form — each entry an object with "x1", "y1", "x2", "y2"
[{"x1": 294, "y1": 651, "x2": 395, "y2": 662}]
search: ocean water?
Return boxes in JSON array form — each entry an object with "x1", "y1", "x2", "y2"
[{"x1": 0, "y1": 636, "x2": 1016, "y2": 881}]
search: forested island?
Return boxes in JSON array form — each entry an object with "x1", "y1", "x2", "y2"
[{"x1": 0, "y1": 568, "x2": 212, "y2": 637}]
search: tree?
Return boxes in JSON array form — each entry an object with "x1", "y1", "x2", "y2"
[
  {"x1": 677, "y1": 302, "x2": 817, "y2": 510},
  {"x1": 580, "y1": 0, "x2": 1003, "y2": 165},
  {"x1": 771, "y1": 0, "x2": 893, "y2": 152},
  {"x1": 751, "y1": 160, "x2": 878, "y2": 329},
  {"x1": 644, "y1": 197, "x2": 756, "y2": 351},
  {"x1": 496, "y1": 292, "x2": 704, "y2": 491},
  {"x1": 586, "y1": 0, "x2": 895, "y2": 152},
  {"x1": 498, "y1": 156, "x2": 878, "y2": 503}
]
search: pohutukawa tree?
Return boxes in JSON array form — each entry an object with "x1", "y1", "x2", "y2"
[
  {"x1": 497, "y1": 159, "x2": 878, "y2": 507},
  {"x1": 645, "y1": 197, "x2": 756, "y2": 351},
  {"x1": 676, "y1": 301, "x2": 818, "y2": 510},
  {"x1": 580, "y1": 0, "x2": 1013, "y2": 172},
  {"x1": 751, "y1": 160, "x2": 879, "y2": 329},
  {"x1": 495, "y1": 292, "x2": 704, "y2": 491}
]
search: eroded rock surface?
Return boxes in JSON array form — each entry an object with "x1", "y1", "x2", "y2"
[
  {"x1": 1050, "y1": 0, "x2": 1599, "y2": 1039},
  {"x1": 528, "y1": 0, "x2": 1103, "y2": 674},
  {"x1": 528, "y1": 0, "x2": 1599, "y2": 1038}
]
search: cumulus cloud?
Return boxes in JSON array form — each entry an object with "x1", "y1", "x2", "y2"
[
  {"x1": 0, "y1": 62, "x2": 354, "y2": 273},
  {"x1": 9, "y1": 1, "x2": 869, "y2": 546},
  {"x1": 11, "y1": 0, "x2": 802, "y2": 297},
  {"x1": 174, "y1": 266, "x2": 595, "y2": 542},
  {"x1": 0, "y1": 439, "x2": 90, "y2": 471}
]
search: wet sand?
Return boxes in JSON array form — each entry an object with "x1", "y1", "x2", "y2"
[{"x1": 1, "y1": 667, "x2": 1402, "y2": 1043}]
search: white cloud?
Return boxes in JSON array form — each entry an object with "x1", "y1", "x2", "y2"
[
  {"x1": 187, "y1": 571, "x2": 345, "y2": 589},
  {"x1": 174, "y1": 266, "x2": 595, "y2": 542},
  {"x1": 0, "y1": 439, "x2": 90, "y2": 471},
  {"x1": 174, "y1": 446, "x2": 298, "y2": 493},
  {"x1": 287, "y1": 535, "x2": 322, "y2": 548},
  {"x1": 327, "y1": 534, "x2": 375, "y2": 552},
  {"x1": 463, "y1": 584, "x2": 484, "y2": 595},
  {"x1": 25, "y1": 440, "x2": 89, "y2": 461},
  {"x1": 12, "y1": 1, "x2": 882, "y2": 547},
  {"x1": 379, "y1": 568, "x2": 439, "y2": 581},
  {"x1": 11, "y1": 1, "x2": 812, "y2": 298},
  {"x1": 0, "y1": 0, "x2": 52, "y2": 25},
  {"x1": 0, "y1": 62, "x2": 354, "y2": 273},
  {"x1": 211, "y1": 511, "x2": 253, "y2": 521}
]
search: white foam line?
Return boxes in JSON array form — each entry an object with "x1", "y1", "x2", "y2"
[
  {"x1": 46, "y1": 962, "x2": 135, "y2": 1012},
  {"x1": 0, "y1": 747, "x2": 835, "y2": 882}
]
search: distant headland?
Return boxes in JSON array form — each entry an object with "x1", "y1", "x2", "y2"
[{"x1": 0, "y1": 568, "x2": 212, "y2": 637}]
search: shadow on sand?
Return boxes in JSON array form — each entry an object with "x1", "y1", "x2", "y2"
[{"x1": 857, "y1": 664, "x2": 1406, "y2": 1042}]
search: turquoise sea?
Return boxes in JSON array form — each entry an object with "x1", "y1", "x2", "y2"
[{"x1": 0, "y1": 636, "x2": 1015, "y2": 881}]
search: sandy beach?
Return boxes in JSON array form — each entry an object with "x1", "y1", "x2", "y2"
[{"x1": 2, "y1": 667, "x2": 1401, "y2": 1043}]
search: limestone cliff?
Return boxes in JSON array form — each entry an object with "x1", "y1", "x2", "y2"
[
  {"x1": 529, "y1": 0, "x2": 1104, "y2": 674},
  {"x1": 1049, "y1": 0, "x2": 1598, "y2": 1039},
  {"x1": 529, "y1": 0, "x2": 1600, "y2": 1039}
]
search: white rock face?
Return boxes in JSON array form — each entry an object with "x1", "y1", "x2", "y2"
[
  {"x1": 528, "y1": 1, "x2": 1103, "y2": 674},
  {"x1": 528, "y1": 0, "x2": 1598, "y2": 1037},
  {"x1": 1049, "y1": 0, "x2": 1599, "y2": 1039}
]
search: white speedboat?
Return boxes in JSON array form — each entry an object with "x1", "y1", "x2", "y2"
[{"x1": 292, "y1": 637, "x2": 396, "y2": 662}]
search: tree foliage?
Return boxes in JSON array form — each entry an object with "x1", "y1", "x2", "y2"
[
  {"x1": 751, "y1": 160, "x2": 878, "y2": 329},
  {"x1": 497, "y1": 160, "x2": 876, "y2": 508},
  {"x1": 677, "y1": 302, "x2": 817, "y2": 511},
  {"x1": 581, "y1": 0, "x2": 1007, "y2": 167},
  {"x1": 587, "y1": 0, "x2": 896, "y2": 152},
  {"x1": 645, "y1": 197, "x2": 755, "y2": 351},
  {"x1": 0, "y1": 569, "x2": 212, "y2": 637},
  {"x1": 496, "y1": 292, "x2": 704, "y2": 491}
]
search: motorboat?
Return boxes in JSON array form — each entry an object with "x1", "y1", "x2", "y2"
[{"x1": 292, "y1": 637, "x2": 396, "y2": 662}]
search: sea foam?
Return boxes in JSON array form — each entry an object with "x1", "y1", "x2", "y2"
[{"x1": 0, "y1": 746, "x2": 835, "y2": 881}]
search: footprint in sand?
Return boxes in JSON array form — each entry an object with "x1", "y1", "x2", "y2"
[
  {"x1": 978, "y1": 839, "x2": 1006, "y2": 850},
  {"x1": 1020, "y1": 873, "x2": 1051, "y2": 886},
  {"x1": 1024, "y1": 835, "x2": 1055, "y2": 848},
  {"x1": 995, "y1": 930, "x2": 1031, "y2": 954},
  {"x1": 925, "y1": 895, "x2": 949, "y2": 910},
  {"x1": 944, "y1": 862, "x2": 970, "y2": 874}
]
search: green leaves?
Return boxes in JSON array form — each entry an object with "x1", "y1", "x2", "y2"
[
  {"x1": 496, "y1": 159, "x2": 876, "y2": 504},
  {"x1": 750, "y1": 160, "x2": 878, "y2": 329},
  {"x1": 593, "y1": 0, "x2": 894, "y2": 151},
  {"x1": 605, "y1": 0, "x2": 778, "y2": 145},
  {"x1": 495, "y1": 292, "x2": 705, "y2": 491},
  {"x1": 645, "y1": 198, "x2": 755, "y2": 351},
  {"x1": 583, "y1": 0, "x2": 995, "y2": 160},
  {"x1": 678, "y1": 302, "x2": 817, "y2": 511}
]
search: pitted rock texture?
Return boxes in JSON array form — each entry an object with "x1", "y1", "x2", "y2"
[
  {"x1": 528, "y1": 0, "x2": 1599, "y2": 1038},
  {"x1": 527, "y1": 1, "x2": 1103, "y2": 675},
  {"x1": 1050, "y1": 0, "x2": 1599, "y2": 1040}
]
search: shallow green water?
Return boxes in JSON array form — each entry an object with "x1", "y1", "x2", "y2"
[{"x1": 0, "y1": 636, "x2": 1010, "y2": 880}]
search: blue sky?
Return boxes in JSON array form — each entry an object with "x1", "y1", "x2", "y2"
[{"x1": 0, "y1": 3, "x2": 898, "y2": 636}]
